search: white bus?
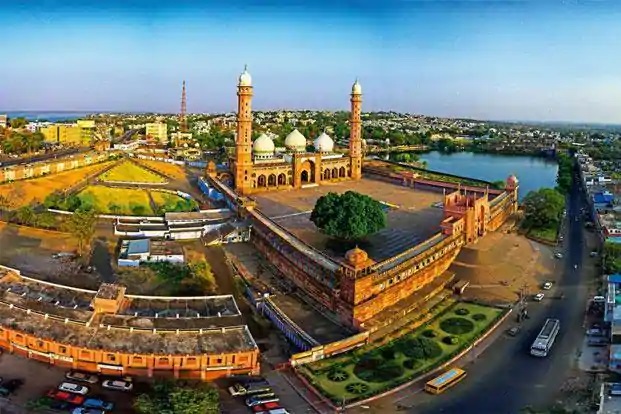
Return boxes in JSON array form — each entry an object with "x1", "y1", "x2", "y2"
[{"x1": 530, "y1": 318, "x2": 560, "y2": 357}]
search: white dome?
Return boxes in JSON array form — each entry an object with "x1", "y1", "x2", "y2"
[
  {"x1": 238, "y1": 65, "x2": 252, "y2": 87},
  {"x1": 314, "y1": 132, "x2": 334, "y2": 153},
  {"x1": 253, "y1": 133, "x2": 275, "y2": 154},
  {"x1": 284, "y1": 129, "x2": 307, "y2": 152},
  {"x1": 352, "y1": 79, "x2": 362, "y2": 95}
]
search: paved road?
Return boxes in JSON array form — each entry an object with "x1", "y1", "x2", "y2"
[
  {"x1": 0, "y1": 147, "x2": 88, "y2": 166},
  {"x1": 399, "y1": 178, "x2": 589, "y2": 414}
]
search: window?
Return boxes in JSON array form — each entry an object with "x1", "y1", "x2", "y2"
[
  {"x1": 80, "y1": 350, "x2": 90, "y2": 358},
  {"x1": 59, "y1": 346, "x2": 67, "y2": 354},
  {"x1": 159, "y1": 358, "x2": 170, "y2": 365},
  {"x1": 107, "y1": 354, "x2": 116, "y2": 362},
  {"x1": 186, "y1": 357, "x2": 197, "y2": 364}
]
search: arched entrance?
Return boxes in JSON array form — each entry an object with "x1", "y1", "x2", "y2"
[
  {"x1": 299, "y1": 160, "x2": 315, "y2": 184},
  {"x1": 339, "y1": 167, "x2": 346, "y2": 177},
  {"x1": 332, "y1": 168, "x2": 338, "y2": 179},
  {"x1": 268, "y1": 174, "x2": 276, "y2": 187},
  {"x1": 278, "y1": 173, "x2": 286, "y2": 185},
  {"x1": 257, "y1": 175, "x2": 266, "y2": 187},
  {"x1": 301, "y1": 170, "x2": 309, "y2": 183},
  {"x1": 323, "y1": 169, "x2": 331, "y2": 180}
]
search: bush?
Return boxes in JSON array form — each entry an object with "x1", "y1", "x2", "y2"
[
  {"x1": 353, "y1": 356, "x2": 404, "y2": 383},
  {"x1": 403, "y1": 359, "x2": 421, "y2": 370},
  {"x1": 345, "y1": 382, "x2": 370, "y2": 395},
  {"x1": 398, "y1": 337, "x2": 442, "y2": 360},
  {"x1": 327, "y1": 370, "x2": 349, "y2": 382},
  {"x1": 381, "y1": 346, "x2": 397, "y2": 360},
  {"x1": 442, "y1": 336, "x2": 459, "y2": 345},
  {"x1": 422, "y1": 329, "x2": 437, "y2": 338},
  {"x1": 455, "y1": 308, "x2": 470, "y2": 316},
  {"x1": 472, "y1": 313, "x2": 487, "y2": 321},
  {"x1": 440, "y1": 317, "x2": 475, "y2": 335}
]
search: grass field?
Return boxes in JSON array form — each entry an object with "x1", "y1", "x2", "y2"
[
  {"x1": 77, "y1": 186, "x2": 154, "y2": 215},
  {"x1": 528, "y1": 226, "x2": 558, "y2": 243},
  {"x1": 100, "y1": 161, "x2": 166, "y2": 183},
  {"x1": 0, "y1": 162, "x2": 114, "y2": 208},
  {"x1": 300, "y1": 302, "x2": 504, "y2": 404},
  {"x1": 151, "y1": 191, "x2": 197, "y2": 213},
  {"x1": 135, "y1": 159, "x2": 188, "y2": 180}
]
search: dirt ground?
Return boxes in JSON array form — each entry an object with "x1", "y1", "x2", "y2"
[{"x1": 452, "y1": 230, "x2": 556, "y2": 304}]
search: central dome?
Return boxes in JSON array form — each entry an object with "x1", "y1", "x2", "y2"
[
  {"x1": 314, "y1": 132, "x2": 334, "y2": 153},
  {"x1": 238, "y1": 65, "x2": 252, "y2": 87},
  {"x1": 284, "y1": 129, "x2": 307, "y2": 152},
  {"x1": 253, "y1": 133, "x2": 275, "y2": 154}
]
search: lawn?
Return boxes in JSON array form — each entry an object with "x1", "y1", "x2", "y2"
[
  {"x1": 299, "y1": 302, "x2": 504, "y2": 404},
  {"x1": 0, "y1": 161, "x2": 114, "y2": 208},
  {"x1": 151, "y1": 191, "x2": 198, "y2": 214},
  {"x1": 100, "y1": 161, "x2": 167, "y2": 184},
  {"x1": 527, "y1": 226, "x2": 557, "y2": 243},
  {"x1": 135, "y1": 159, "x2": 188, "y2": 181},
  {"x1": 76, "y1": 186, "x2": 154, "y2": 215}
]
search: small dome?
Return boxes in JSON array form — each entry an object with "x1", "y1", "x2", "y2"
[
  {"x1": 352, "y1": 79, "x2": 362, "y2": 95},
  {"x1": 284, "y1": 129, "x2": 307, "y2": 152},
  {"x1": 238, "y1": 65, "x2": 252, "y2": 87},
  {"x1": 314, "y1": 132, "x2": 334, "y2": 153},
  {"x1": 507, "y1": 175, "x2": 519, "y2": 187},
  {"x1": 253, "y1": 133, "x2": 275, "y2": 154},
  {"x1": 345, "y1": 246, "x2": 369, "y2": 267}
]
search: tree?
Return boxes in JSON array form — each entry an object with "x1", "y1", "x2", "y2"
[
  {"x1": 63, "y1": 208, "x2": 98, "y2": 258},
  {"x1": 134, "y1": 380, "x2": 219, "y2": 414},
  {"x1": 12, "y1": 205, "x2": 36, "y2": 226},
  {"x1": 522, "y1": 188, "x2": 565, "y2": 230},
  {"x1": 8, "y1": 117, "x2": 27, "y2": 129},
  {"x1": 0, "y1": 186, "x2": 25, "y2": 212},
  {"x1": 310, "y1": 191, "x2": 386, "y2": 241},
  {"x1": 108, "y1": 202, "x2": 122, "y2": 215}
]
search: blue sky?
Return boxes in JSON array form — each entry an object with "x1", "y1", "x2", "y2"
[{"x1": 2, "y1": 1, "x2": 621, "y2": 123}]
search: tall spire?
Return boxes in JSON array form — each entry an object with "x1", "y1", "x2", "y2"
[{"x1": 180, "y1": 80, "x2": 188, "y2": 133}]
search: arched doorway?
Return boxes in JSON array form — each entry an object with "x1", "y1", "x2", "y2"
[
  {"x1": 323, "y1": 169, "x2": 330, "y2": 180},
  {"x1": 299, "y1": 160, "x2": 315, "y2": 184},
  {"x1": 332, "y1": 168, "x2": 338, "y2": 179},
  {"x1": 278, "y1": 173, "x2": 286, "y2": 185},
  {"x1": 339, "y1": 167, "x2": 346, "y2": 177},
  {"x1": 301, "y1": 170, "x2": 309, "y2": 183},
  {"x1": 268, "y1": 174, "x2": 276, "y2": 187},
  {"x1": 257, "y1": 175, "x2": 266, "y2": 187}
]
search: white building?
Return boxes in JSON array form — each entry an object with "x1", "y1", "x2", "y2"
[{"x1": 117, "y1": 239, "x2": 184, "y2": 267}]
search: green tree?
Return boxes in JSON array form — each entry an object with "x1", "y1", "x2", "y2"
[
  {"x1": 108, "y1": 202, "x2": 122, "y2": 215},
  {"x1": 8, "y1": 117, "x2": 27, "y2": 129},
  {"x1": 134, "y1": 380, "x2": 219, "y2": 414},
  {"x1": 35, "y1": 211, "x2": 57, "y2": 229},
  {"x1": 13, "y1": 205, "x2": 36, "y2": 226},
  {"x1": 310, "y1": 191, "x2": 386, "y2": 241},
  {"x1": 63, "y1": 208, "x2": 98, "y2": 258},
  {"x1": 556, "y1": 154, "x2": 574, "y2": 194},
  {"x1": 522, "y1": 188, "x2": 565, "y2": 230}
]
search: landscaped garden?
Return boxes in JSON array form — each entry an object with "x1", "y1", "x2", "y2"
[
  {"x1": 299, "y1": 302, "x2": 504, "y2": 404},
  {"x1": 99, "y1": 161, "x2": 167, "y2": 184}
]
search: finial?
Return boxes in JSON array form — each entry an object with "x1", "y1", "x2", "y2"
[{"x1": 244, "y1": 64, "x2": 248, "y2": 72}]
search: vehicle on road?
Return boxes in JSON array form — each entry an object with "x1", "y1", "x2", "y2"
[
  {"x1": 229, "y1": 380, "x2": 271, "y2": 396},
  {"x1": 543, "y1": 282, "x2": 553, "y2": 290},
  {"x1": 246, "y1": 395, "x2": 280, "y2": 407},
  {"x1": 58, "y1": 382, "x2": 89, "y2": 395},
  {"x1": 255, "y1": 409, "x2": 290, "y2": 414},
  {"x1": 587, "y1": 337, "x2": 609, "y2": 347},
  {"x1": 554, "y1": 252, "x2": 563, "y2": 259},
  {"x1": 530, "y1": 318, "x2": 560, "y2": 357},
  {"x1": 46, "y1": 389, "x2": 85, "y2": 405},
  {"x1": 0, "y1": 379, "x2": 24, "y2": 396},
  {"x1": 593, "y1": 296, "x2": 606, "y2": 303},
  {"x1": 507, "y1": 326, "x2": 521, "y2": 337},
  {"x1": 83, "y1": 397, "x2": 114, "y2": 410},
  {"x1": 101, "y1": 379, "x2": 133, "y2": 392},
  {"x1": 71, "y1": 408, "x2": 106, "y2": 414},
  {"x1": 533, "y1": 293, "x2": 545, "y2": 302},
  {"x1": 590, "y1": 251, "x2": 598, "y2": 257},
  {"x1": 66, "y1": 371, "x2": 98, "y2": 384},
  {"x1": 52, "y1": 252, "x2": 76, "y2": 260},
  {"x1": 253, "y1": 401, "x2": 282, "y2": 412},
  {"x1": 424, "y1": 367, "x2": 467, "y2": 394}
]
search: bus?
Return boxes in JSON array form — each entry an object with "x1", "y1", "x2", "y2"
[
  {"x1": 530, "y1": 318, "x2": 560, "y2": 357},
  {"x1": 424, "y1": 368, "x2": 467, "y2": 394}
]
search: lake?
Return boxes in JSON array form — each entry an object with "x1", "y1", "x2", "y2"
[{"x1": 400, "y1": 151, "x2": 558, "y2": 200}]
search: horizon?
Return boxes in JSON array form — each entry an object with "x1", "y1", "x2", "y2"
[{"x1": 2, "y1": 1, "x2": 621, "y2": 124}]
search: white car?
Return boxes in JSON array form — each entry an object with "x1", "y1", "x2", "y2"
[
  {"x1": 65, "y1": 371, "x2": 98, "y2": 384},
  {"x1": 543, "y1": 282, "x2": 553, "y2": 290},
  {"x1": 102, "y1": 379, "x2": 133, "y2": 392},
  {"x1": 533, "y1": 293, "x2": 545, "y2": 302},
  {"x1": 554, "y1": 252, "x2": 563, "y2": 259},
  {"x1": 58, "y1": 382, "x2": 89, "y2": 395}
]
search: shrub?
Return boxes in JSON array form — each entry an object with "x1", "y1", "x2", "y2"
[
  {"x1": 422, "y1": 330, "x2": 437, "y2": 338},
  {"x1": 398, "y1": 337, "x2": 442, "y2": 360},
  {"x1": 381, "y1": 346, "x2": 397, "y2": 360},
  {"x1": 353, "y1": 357, "x2": 404, "y2": 383},
  {"x1": 345, "y1": 382, "x2": 370, "y2": 395},
  {"x1": 440, "y1": 317, "x2": 475, "y2": 335},
  {"x1": 327, "y1": 370, "x2": 349, "y2": 382},
  {"x1": 455, "y1": 308, "x2": 470, "y2": 316},
  {"x1": 442, "y1": 336, "x2": 459, "y2": 345},
  {"x1": 403, "y1": 359, "x2": 421, "y2": 370},
  {"x1": 472, "y1": 313, "x2": 487, "y2": 321}
]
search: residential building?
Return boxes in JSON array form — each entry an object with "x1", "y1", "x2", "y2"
[
  {"x1": 145, "y1": 122, "x2": 168, "y2": 143},
  {"x1": 40, "y1": 124, "x2": 83, "y2": 145},
  {"x1": 117, "y1": 239, "x2": 184, "y2": 267},
  {"x1": 0, "y1": 114, "x2": 7, "y2": 128}
]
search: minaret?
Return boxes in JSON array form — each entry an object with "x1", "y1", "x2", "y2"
[
  {"x1": 349, "y1": 79, "x2": 363, "y2": 180},
  {"x1": 234, "y1": 65, "x2": 254, "y2": 195}
]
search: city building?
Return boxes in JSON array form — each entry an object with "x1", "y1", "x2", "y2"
[
  {"x1": 146, "y1": 122, "x2": 168, "y2": 143},
  {"x1": 0, "y1": 114, "x2": 7, "y2": 129},
  {"x1": 0, "y1": 151, "x2": 108, "y2": 183},
  {"x1": 40, "y1": 123, "x2": 94, "y2": 146},
  {"x1": 118, "y1": 239, "x2": 185, "y2": 267}
]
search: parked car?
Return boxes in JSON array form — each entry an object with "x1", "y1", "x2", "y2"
[
  {"x1": 543, "y1": 282, "x2": 553, "y2": 290},
  {"x1": 246, "y1": 395, "x2": 279, "y2": 407},
  {"x1": 46, "y1": 389, "x2": 85, "y2": 405},
  {"x1": 0, "y1": 379, "x2": 24, "y2": 396},
  {"x1": 66, "y1": 371, "x2": 99, "y2": 384},
  {"x1": 82, "y1": 397, "x2": 114, "y2": 410},
  {"x1": 507, "y1": 326, "x2": 521, "y2": 337},
  {"x1": 102, "y1": 379, "x2": 133, "y2": 392},
  {"x1": 588, "y1": 337, "x2": 609, "y2": 347},
  {"x1": 58, "y1": 382, "x2": 89, "y2": 395},
  {"x1": 590, "y1": 251, "x2": 598, "y2": 257},
  {"x1": 593, "y1": 296, "x2": 606, "y2": 303},
  {"x1": 533, "y1": 293, "x2": 545, "y2": 302},
  {"x1": 554, "y1": 252, "x2": 563, "y2": 259},
  {"x1": 228, "y1": 380, "x2": 271, "y2": 396},
  {"x1": 71, "y1": 408, "x2": 106, "y2": 414},
  {"x1": 253, "y1": 401, "x2": 282, "y2": 413}
]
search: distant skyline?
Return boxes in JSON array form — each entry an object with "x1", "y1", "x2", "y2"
[{"x1": 2, "y1": 1, "x2": 621, "y2": 123}]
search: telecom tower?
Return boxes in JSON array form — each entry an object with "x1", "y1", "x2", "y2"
[{"x1": 180, "y1": 80, "x2": 188, "y2": 133}]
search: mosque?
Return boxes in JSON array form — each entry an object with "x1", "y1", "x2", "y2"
[{"x1": 230, "y1": 66, "x2": 363, "y2": 195}]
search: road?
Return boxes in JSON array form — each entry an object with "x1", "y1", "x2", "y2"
[
  {"x1": 0, "y1": 147, "x2": 89, "y2": 166},
  {"x1": 373, "y1": 178, "x2": 590, "y2": 414}
]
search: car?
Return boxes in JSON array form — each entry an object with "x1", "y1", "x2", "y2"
[
  {"x1": 533, "y1": 293, "x2": 545, "y2": 302},
  {"x1": 102, "y1": 379, "x2": 133, "y2": 392},
  {"x1": 46, "y1": 389, "x2": 85, "y2": 405},
  {"x1": 58, "y1": 382, "x2": 89, "y2": 395},
  {"x1": 253, "y1": 401, "x2": 281, "y2": 413},
  {"x1": 593, "y1": 296, "x2": 606, "y2": 303},
  {"x1": 590, "y1": 251, "x2": 599, "y2": 257},
  {"x1": 83, "y1": 397, "x2": 114, "y2": 410},
  {"x1": 246, "y1": 395, "x2": 280, "y2": 407},
  {"x1": 0, "y1": 378, "x2": 24, "y2": 396},
  {"x1": 543, "y1": 282, "x2": 553, "y2": 290},
  {"x1": 228, "y1": 380, "x2": 272, "y2": 396},
  {"x1": 71, "y1": 408, "x2": 106, "y2": 414},
  {"x1": 554, "y1": 252, "x2": 563, "y2": 259},
  {"x1": 507, "y1": 326, "x2": 521, "y2": 337},
  {"x1": 66, "y1": 371, "x2": 99, "y2": 384}
]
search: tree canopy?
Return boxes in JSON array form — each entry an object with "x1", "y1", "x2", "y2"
[
  {"x1": 134, "y1": 380, "x2": 219, "y2": 414},
  {"x1": 556, "y1": 153, "x2": 574, "y2": 194},
  {"x1": 522, "y1": 188, "x2": 565, "y2": 230},
  {"x1": 63, "y1": 208, "x2": 98, "y2": 257},
  {"x1": 310, "y1": 191, "x2": 386, "y2": 241}
]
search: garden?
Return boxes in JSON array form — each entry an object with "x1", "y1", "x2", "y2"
[
  {"x1": 299, "y1": 302, "x2": 504, "y2": 404},
  {"x1": 99, "y1": 161, "x2": 167, "y2": 184}
]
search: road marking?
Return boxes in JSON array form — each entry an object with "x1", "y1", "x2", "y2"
[{"x1": 271, "y1": 210, "x2": 312, "y2": 220}]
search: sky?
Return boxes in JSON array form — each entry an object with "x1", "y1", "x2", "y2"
[{"x1": 2, "y1": 0, "x2": 621, "y2": 123}]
